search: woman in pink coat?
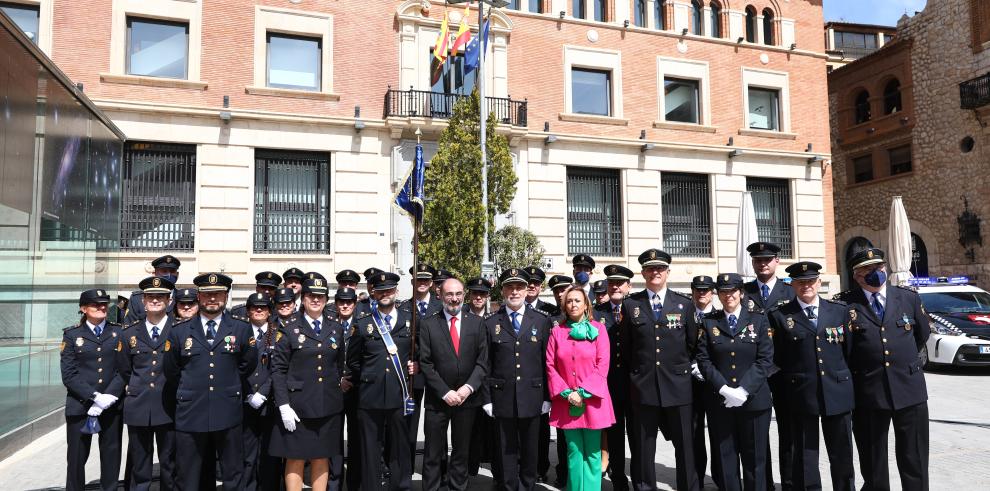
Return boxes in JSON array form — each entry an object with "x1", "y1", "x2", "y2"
[{"x1": 546, "y1": 285, "x2": 615, "y2": 491}]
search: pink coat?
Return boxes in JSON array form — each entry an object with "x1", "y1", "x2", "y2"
[{"x1": 546, "y1": 320, "x2": 615, "y2": 430}]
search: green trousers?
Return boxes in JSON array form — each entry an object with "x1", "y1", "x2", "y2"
[{"x1": 562, "y1": 428, "x2": 602, "y2": 491}]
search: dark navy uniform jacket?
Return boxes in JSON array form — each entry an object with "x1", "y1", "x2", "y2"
[
  {"x1": 117, "y1": 317, "x2": 176, "y2": 426},
  {"x1": 619, "y1": 289, "x2": 698, "y2": 408},
  {"x1": 531, "y1": 298, "x2": 560, "y2": 318},
  {"x1": 696, "y1": 309, "x2": 774, "y2": 411},
  {"x1": 271, "y1": 315, "x2": 346, "y2": 418},
  {"x1": 836, "y1": 285, "x2": 930, "y2": 410},
  {"x1": 593, "y1": 301, "x2": 627, "y2": 404},
  {"x1": 164, "y1": 313, "x2": 258, "y2": 432},
  {"x1": 347, "y1": 304, "x2": 415, "y2": 410},
  {"x1": 418, "y1": 310, "x2": 489, "y2": 410},
  {"x1": 768, "y1": 298, "x2": 854, "y2": 416},
  {"x1": 245, "y1": 321, "x2": 278, "y2": 416},
  {"x1": 743, "y1": 279, "x2": 795, "y2": 312},
  {"x1": 483, "y1": 306, "x2": 552, "y2": 419},
  {"x1": 61, "y1": 321, "x2": 125, "y2": 416}
]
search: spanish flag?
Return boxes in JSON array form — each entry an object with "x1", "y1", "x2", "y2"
[
  {"x1": 433, "y1": 12, "x2": 450, "y2": 63},
  {"x1": 450, "y1": 5, "x2": 472, "y2": 57}
]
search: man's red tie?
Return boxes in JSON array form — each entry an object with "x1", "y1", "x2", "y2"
[{"x1": 450, "y1": 316, "x2": 460, "y2": 356}]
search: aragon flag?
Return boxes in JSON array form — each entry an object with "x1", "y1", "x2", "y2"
[{"x1": 392, "y1": 144, "x2": 426, "y2": 226}]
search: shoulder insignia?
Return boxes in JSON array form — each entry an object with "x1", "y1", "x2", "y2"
[
  {"x1": 703, "y1": 310, "x2": 721, "y2": 320},
  {"x1": 172, "y1": 317, "x2": 193, "y2": 326},
  {"x1": 231, "y1": 315, "x2": 249, "y2": 322},
  {"x1": 125, "y1": 320, "x2": 142, "y2": 329},
  {"x1": 485, "y1": 312, "x2": 497, "y2": 319},
  {"x1": 276, "y1": 331, "x2": 283, "y2": 342},
  {"x1": 357, "y1": 312, "x2": 371, "y2": 320},
  {"x1": 671, "y1": 290, "x2": 691, "y2": 299},
  {"x1": 765, "y1": 304, "x2": 783, "y2": 315},
  {"x1": 107, "y1": 321, "x2": 120, "y2": 326},
  {"x1": 824, "y1": 297, "x2": 848, "y2": 306},
  {"x1": 894, "y1": 284, "x2": 918, "y2": 293},
  {"x1": 832, "y1": 290, "x2": 852, "y2": 300},
  {"x1": 531, "y1": 308, "x2": 549, "y2": 317}
]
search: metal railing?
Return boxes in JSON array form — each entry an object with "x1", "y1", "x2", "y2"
[
  {"x1": 566, "y1": 168, "x2": 623, "y2": 257},
  {"x1": 121, "y1": 142, "x2": 196, "y2": 251},
  {"x1": 661, "y1": 173, "x2": 712, "y2": 257},
  {"x1": 384, "y1": 87, "x2": 528, "y2": 127},
  {"x1": 254, "y1": 150, "x2": 331, "y2": 254},
  {"x1": 960, "y1": 72, "x2": 990, "y2": 110},
  {"x1": 747, "y1": 178, "x2": 794, "y2": 259}
]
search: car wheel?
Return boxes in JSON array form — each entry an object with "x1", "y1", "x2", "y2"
[{"x1": 919, "y1": 345, "x2": 933, "y2": 370}]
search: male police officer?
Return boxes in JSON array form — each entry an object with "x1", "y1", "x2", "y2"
[
  {"x1": 464, "y1": 277, "x2": 493, "y2": 316},
  {"x1": 231, "y1": 272, "x2": 282, "y2": 317},
  {"x1": 282, "y1": 268, "x2": 305, "y2": 311},
  {"x1": 525, "y1": 266, "x2": 560, "y2": 317},
  {"x1": 165, "y1": 273, "x2": 258, "y2": 491},
  {"x1": 689, "y1": 275, "x2": 717, "y2": 488},
  {"x1": 572, "y1": 254, "x2": 596, "y2": 297},
  {"x1": 835, "y1": 248, "x2": 930, "y2": 491},
  {"x1": 330, "y1": 287, "x2": 362, "y2": 491},
  {"x1": 125, "y1": 255, "x2": 181, "y2": 323}
]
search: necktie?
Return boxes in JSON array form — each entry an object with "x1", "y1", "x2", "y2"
[
  {"x1": 384, "y1": 314, "x2": 392, "y2": 330},
  {"x1": 450, "y1": 316, "x2": 460, "y2": 356},
  {"x1": 94, "y1": 325, "x2": 103, "y2": 337},
  {"x1": 342, "y1": 320, "x2": 349, "y2": 332},
  {"x1": 652, "y1": 294, "x2": 662, "y2": 320},
  {"x1": 206, "y1": 320, "x2": 216, "y2": 344},
  {"x1": 728, "y1": 314, "x2": 738, "y2": 336},
  {"x1": 761, "y1": 284, "x2": 770, "y2": 301},
  {"x1": 805, "y1": 306, "x2": 817, "y2": 320},
  {"x1": 313, "y1": 319, "x2": 321, "y2": 336},
  {"x1": 696, "y1": 311, "x2": 704, "y2": 323},
  {"x1": 872, "y1": 292, "x2": 885, "y2": 319},
  {"x1": 510, "y1": 312, "x2": 521, "y2": 334},
  {"x1": 419, "y1": 301, "x2": 428, "y2": 317},
  {"x1": 151, "y1": 326, "x2": 159, "y2": 341},
  {"x1": 614, "y1": 304, "x2": 622, "y2": 324}
]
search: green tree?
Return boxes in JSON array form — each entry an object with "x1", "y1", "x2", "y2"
[
  {"x1": 420, "y1": 90, "x2": 517, "y2": 280},
  {"x1": 490, "y1": 225, "x2": 545, "y2": 301}
]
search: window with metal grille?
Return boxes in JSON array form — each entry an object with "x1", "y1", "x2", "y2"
[
  {"x1": 746, "y1": 178, "x2": 793, "y2": 258},
  {"x1": 254, "y1": 150, "x2": 330, "y2": 254},
  {"x1": 661, "y1": 173, "x2": 711, "y2": 257},
  {"x1": 567, "y1": 168, "x2": 622, "y2": 256},
  {"x1": 121, "y1": 142, "x2": 196, "y2": 251}
]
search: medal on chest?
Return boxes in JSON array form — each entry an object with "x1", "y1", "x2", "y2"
[
  {"x1": 666, "y1": 313, "x2": 682, "y2": 329},
  {"x1": 531, "y1": 327, "x2": 538, "y2": 343},
  {"x1": 902, "y1": 313, "x2": 912, "y2": 331}
]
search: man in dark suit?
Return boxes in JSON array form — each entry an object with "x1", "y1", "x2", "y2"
[
  {"x1": 525, "y1": 266, "x2": 560, "y2": 317},
  {"x1": 419, "y1": 278, "x2": 489, "y2": 490},
  {"x1": 164, "y1": 272, "x2": 259, "y2": 491},
  {"x1": 125, "y1": 255, "x2": 181, "y2": 324},
  {"x1": 766, "y1": 262, "x2": 855, "y2": 491},
  {"x1": 621, "y1": 248, "x2": 699, "y2": 491},
  {"x1": 484, "y1": 268, "x2": 553, "y2": 491},
  {"x1": 592, "y1": 264, "x2": 633, "y2": 491},
  {"x1": 835, "y1": 248, "x2": 930, "y2": 491},
  {"x1": 230, "y1": 272, "x2": 282, "y2": 317}
]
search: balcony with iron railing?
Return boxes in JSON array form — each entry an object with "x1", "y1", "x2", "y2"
[
  {"x1": 384, "y1": 87, "x2": 528, "y2": 128},
  {"x1": 960, "y1": 72, "x2": 990, "y2": 110}
]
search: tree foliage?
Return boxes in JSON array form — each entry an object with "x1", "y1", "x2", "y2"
[
  {"x1": 490, "y1": 225, "x2": 545, "y2": 301},
  {"x1": 420, "y1": 90, "x2": 517, "y2": 280}
]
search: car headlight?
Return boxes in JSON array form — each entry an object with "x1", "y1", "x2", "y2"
[{"x1": 929, "y1": 313, "x2": 964, "y2": 336}]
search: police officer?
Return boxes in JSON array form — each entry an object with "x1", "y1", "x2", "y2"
[
  {"x1": 524, "y1": 266, "x2": 560, "y2": 317},
  {"x1": 464, "y1": 277, "x2": 493, "y2": 316},
  {"x1": 358, "y1": 267, "x2": 384, "y2": 316},
  {"x1": 283, "y1": 268, "x2": 306, "y2": 311},
  {"x1": 766, "y1": 262, "x2": 855, "y2": 491},
  {"x1": 544, "y1": 273, "x2": 573, "y2": 486},
  {"x1": 696, "y1": 273, "x2": 774, "y2": 491},
  {"x1": 408, "y1": 263, "x2": 443, "y2": 472},
  {"x1": 482, "y1": 268, "x2": 553, "y2": 491},
  {"x1": 118, "y1": 277, "x2": 177, "y2": 491},
  {"x1": 621, "y1": 248, "x2": 699, "y2": 491},
  {"x1": 270, "y1": 278, "x2": 346, "y2": 491},
  {"x1": 593, "y1": 264, "x2": 634, "y2": 491},
  {"x1": 463, "y1": 277, "x2": 501, "y2": 482},
  {"x1": 835, "y1": 248, "x2": 930, "y2": 491},
  {"x1": 689, "y1": 275, "x2": 718, "y2": 488},
  {"x1": 61, "y1": 288, "x2": 125, "y2": 491},
  {"x1": 231, "y1": 272, "x2": 283, "y2": 317},
  {"x1": 125, "y1": 255, "x2": 181, "y2": 323},
  {"x1": 325, "y1": 269, "x2": 361, "y2": 317},
  {"x1": 348, "y1": 272, "x2": 417, "y2": 491},
  {"x1": 174, "y1": 288, "x2": 199, "y2": 321},
  {"x1": 433, "y1": 268, "x2": 454, "y2": 298},
  {"x1": 330, "y1": 287, "x2": 362, "y2": 491},
  {"x1": 592, "y1": 280, "x2": 608, "y2": 306},
  {"x1": 241, "y1": 292, "x2": 282, "y2": 491},
  {"x1": 571, "y1": 254, "x2": 596, "y2": 297},
  {"x1": 274, "y1": 287, "x2": 299, "y2": 329},
  {"x1": 165, "y1": 272, "x2": 259, "y2": 491}
]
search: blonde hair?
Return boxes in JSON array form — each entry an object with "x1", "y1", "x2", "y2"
[{"x1": 561, "y1": 285, "x2": 592, "y2": 323}]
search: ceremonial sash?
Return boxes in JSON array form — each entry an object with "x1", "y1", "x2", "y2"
[{"x1": 370, "y1": 308, "x2": 415, "y2": 416}]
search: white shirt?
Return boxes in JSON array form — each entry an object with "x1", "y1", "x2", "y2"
[
  {"x1": 443, "y1": 310, "x2": 463, "y2": 337},
  {"x1": 758, "y1": 277, "x2": 777, "y2": 296},
  {"x1": 505, "y1": 304, "x2": 527, "y2": 324},
  {"x1": 86, "y1": 320, "x2": 106, "y2": 336},
  {"x1": 145, "y1": 319, "x2": 165, "y2": 339},
  {"x1": 200, "y1": 314, "x2": 221, "y2": 337},
  {"x1": 724, "y1": 304, "x2": 744, "y2": 320},
  {"x1": 647, "y1": 287, "x2": 668, "y2": 308},
  {"x1": 415, "y1": 293, "x2": 432, "y2": 310},
  {"x1": 304, "y1": 313, "x2": 323, "y2": 331},
  {"x1": 864, "y1": 285, "x2": 887, "y2": 310},
  {"x1": 796, "y1": 296, "x2": 821, "y2": 320},
  {"x1": 694, "y1": 304, "x2": 714, "y2": 320},
  {"x1": 251, "y1": 323, "x2": 267, "y2": 340}
]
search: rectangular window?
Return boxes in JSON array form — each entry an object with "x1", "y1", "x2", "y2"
[
  {"x1": 661, "y1": 173, "x2": 711, "y2": 257},
  {"x1": 573, "y1": 0, "x2": 586, "y2": 19},
  {"x1": 888, "y1": 145, "x2": 912, "y2": 175},
  {"x1": 530, "y1": 0, "x2": 543, "y2": 13},
  {"x1": 254, "y1": 150, "x2": 330, "y2": 254},
  {"x1": 664, "y1": 77, "x2": 700, "y2": 124},
  {"x1": 853, "y1": 154, "x2": 873, "y2": 183},
  {"x1": 746, "y1": 178, "x2": 793, "y2": 258},
  {"x1": 0, "y1": 1, "x2": 39, "y2": 44},
  {"x1": 634, "y1": 0, "x2": 646, "y2": 27},
  {"x1": 121, "y1": 142, "x2": 196, "y2": 251},
  {"x1": 126, "y1": 17, "x2": 189, "y2": 79},
  {"x1": 572, "y1": 68, "x2": 611, "y2": 116},
  {"x1": 748, "y1": 87, "x2": 780, "y2": 130},
  {"x1": 567, "y1": 168, "x2": 622, "y2": 257},
  {"x1": 507, "y1": 0, "x2": 520, "y2": 9},
  {"x1": 267, "y1": 33, "x2": 321, "y2": 91},
  {"x1": 592, "y1": 0, "x2": 606, "y2": 22}
]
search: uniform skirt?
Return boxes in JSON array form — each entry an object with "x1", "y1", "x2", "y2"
[{"x1": 269, "y1": 412, "x2": 342, "y2": 460}]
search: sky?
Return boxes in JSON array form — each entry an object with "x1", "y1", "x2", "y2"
[{"x1": 824, "y1": 0, "x2": 928, "y2": 26}]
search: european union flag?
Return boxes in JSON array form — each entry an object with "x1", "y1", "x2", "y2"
[
  {"x1": 393, "y1": 144, "x2": 425, "y2": 225},
  {"x1": 464, "y1": 17, "x2": 490, "y2": 75}
]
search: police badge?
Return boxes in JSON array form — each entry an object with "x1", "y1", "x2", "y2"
[
  {"x1": 713, "y1": 327, "x2": 721, "y2": 337},
  {"x1": 298, "y1": 334, "x2": 306, "y2": 344},
  {"x1": 849, "y1": 309, "x2": 857, "y2": 321},
  {"x1": 129, "y1": 336, "x2": 137, "y2": 348},
  {"x1": 748, "y1": 299, "x2": 755, "y2": 311},
  {"x1": 184, "y1": 337, "x2": 193, "y2": 350},
  {"x1": 76, "y1": 337, "x2": 84, "y2": 347},
  {"x1": 786, "y1": 317, "x2": 795, "y2": 329},
  {"x1": 164, "y1": 340, "x2": 172, "y2": 351},
  {"x1": 633, "y1": 306, "x2": 640, "y2": 318},
  {"x1": 367, "y1": 325, "x2": 374, "y2": 334},
  {"x1": 495, "y1": 325, "x2": 501, "y2": 336}
]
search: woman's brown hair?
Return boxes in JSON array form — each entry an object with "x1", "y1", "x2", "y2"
[{"x1": 561, "y1": 285, "x2": 592, "y2": 323}]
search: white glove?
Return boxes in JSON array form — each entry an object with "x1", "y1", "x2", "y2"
[
  {"x1": 248, "y1": 393, "x2": 266, "y2": 409},
  {"x1": 87, "y1": 405, "x2": 104, "y2": 417},
  {"x1": 482, "y1": 403, "x2": 493, "y2": 417},
  {"x1": 691, "y1": 362, "x2": 704, "y2": 381},
  {"x1": 279, "y1": 404, "x2": 300, "y2": 432},
  {"x1": 719, "y1": 386, "x2": 746, "y2": 408},
  {"x1": 93, "y1": 393, "x2": 118, "y2": 410},
  {"x1": 541, "y1": 401, "x2": 552, "y2": 414}
]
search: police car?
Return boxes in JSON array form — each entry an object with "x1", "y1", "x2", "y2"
[{"x1": 911, "y1": 276, "x2": 990, "y2": 367}]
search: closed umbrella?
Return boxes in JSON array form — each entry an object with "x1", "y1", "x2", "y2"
[
  {"x1": 887, "y1": 196, "x2": 914, "y2": 285},
  {"x1": 737, "y1": 191, "x2": 758, "y2": 281}
]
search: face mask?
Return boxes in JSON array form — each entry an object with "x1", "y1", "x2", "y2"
[
  {"x1": 575, "y1": 272, "x2": 590, "y2": 285},
  {"x1": 157, "y1": 273, "x2": 178, "y2": 284},
  {"x1": 864, "y1": 269, "x2": 886, "y2": 288}
]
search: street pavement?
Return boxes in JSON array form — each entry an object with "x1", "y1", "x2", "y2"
[{"x1": 2, "y1": 365, "x2": 989, "y2": 490}]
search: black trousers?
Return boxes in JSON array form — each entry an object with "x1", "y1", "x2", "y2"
[
  {"x1": 496, "y1": 415, "x2": 541, "y2": 491},
  {"x1": 690, "y1": 384, "x2": 711, "y2": 488},
  {"x1": 538, "y1": 413, "x2": 551, "y2": 477},
  {"x1": 422, "y1": 406, "x2": 477, "y2": 491},
  {"x1": 242, "y1": 409, "x2": 282, "y2": 491},
  {"x1": 630, "y1": 403, "x2": 698, "y2": 491},
  {"x1": 65, "y1": 411, "x2": 122, "y2": 491},
  {"x1": 772, "y1": 400, "x2": 791, "y2": 491},
  {"x1": 605, "y1": 396, "x2": 630, "y2": 491},
  {"x1": 337, "y1": 391, "x2": 362, "y2": 491},
  {"x1": 360, "y1": 407, "x2": 412, "y2": 491},
  {"x1": 468, "y1": 409, "x2": 503, "y2": 484},
  {"x1": 707, "y1": 407, "x2": 771, "y2": 491},
  {"x1": 127, "y1": 423, "x2": 175, "y2": 491},
  {"x1": 789, "y1": 412, "x2": 854, "y2": 491},
  {"x1": 174, "y1": 426, "x2": 244, "y2": 491},
  {"x1": 852, "y1": 402, "x2": 929, "y2": 491},
  {"x1": 408, "y1": 387, "x2": 425, "y2": 470}
]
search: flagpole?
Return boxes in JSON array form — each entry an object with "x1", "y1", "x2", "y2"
[
  {"x1": 478, "y1": 0, "x2": 493, "y2": 281},
  {"x1": 409, "y1": 128, "x2": 423, "y2": 396}
]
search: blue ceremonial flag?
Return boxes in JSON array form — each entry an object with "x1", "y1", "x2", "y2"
[
  {"x1": 464, "y1": 16, "x2": 490, "y2": 75},
  {"x1": 393, "y1": 144, "x2": 425, "y2": 226}
]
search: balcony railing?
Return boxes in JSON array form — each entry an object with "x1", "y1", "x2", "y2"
[
  {"x1": 384, "y1": 87, "x2": 527, "y2": 127},
  {"x1": 960, "y1": 72, "x2": 990, "y2": 110}
]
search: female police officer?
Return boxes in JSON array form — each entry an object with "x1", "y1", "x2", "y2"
[
  {"x1": 269, "y1": 277, "x2": 346, "y2": 491},
  {"x1": 696, "y1": 273, "x2": 774, "y2": 491}
]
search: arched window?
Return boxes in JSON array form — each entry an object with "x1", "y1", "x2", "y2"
[
  {"x1": 655, "y1": 0, "x2": 666, "y2": 30},
  {"x1": 634, "y1": 0, "x2": 647, "y2": 27},
  {"x1": 762, "y1": 8, "x2": 775, "y2": 45},
  {"x1": 854, "y1": 90, "x2": 871, "y2": 124},
  {"x1": 911, "y1": 233, "x2": 929, "y2": 277},
  {"x1": 691, "y1": 0, "x2": 703, "y2": 35},
  {"x1": 709, "y1": 1, "x2": 722, "y2": 38},
  {"x1": 745, "y1": 6, "x2": 757, "y2": 42},
  {"x1": 883, "y1": 79, "x2": 902, "y2": 114}
]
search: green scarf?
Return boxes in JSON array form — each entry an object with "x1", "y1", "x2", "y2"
[{"x1": 567, "y1": 318, "x2": 599, "y2": 341}]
